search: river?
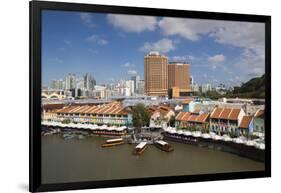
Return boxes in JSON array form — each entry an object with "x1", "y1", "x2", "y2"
[{"x1": 42, "y1": 135, "x2": 264, "y2": 184}]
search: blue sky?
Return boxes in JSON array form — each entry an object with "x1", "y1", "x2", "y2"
[{"x1": 42, "y1": 10, "x2": 265, "y2": 87}]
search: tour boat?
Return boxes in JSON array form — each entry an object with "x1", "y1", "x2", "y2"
[
  {"x1": 101, "y1": 138, "x2": 125, "y2": 147},
  {"x1": 133, "y1": 142, "x2": 147, "y2": 155},
  {"x1": 154, "y1": 140, "x2": 174, "y2": 152}
]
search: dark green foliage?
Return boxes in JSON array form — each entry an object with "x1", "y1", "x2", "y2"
[
  {"x1": 226, "y1": 74, "x2": 265, "y2": 98},
  {"x1": 132, "y1": 103, "x2": 151, "y2": 129},
  {"x1": 62, "y1": 119, "x2": 71, "y2": 124}
]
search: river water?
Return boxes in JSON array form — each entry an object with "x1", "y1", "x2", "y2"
[{"x1": 42, "y1": 135, "x2": 264, "y2": 184}]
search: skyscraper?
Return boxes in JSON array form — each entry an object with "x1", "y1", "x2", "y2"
[
  {"x1": 168, "y1": 62, "x2": 191, "y2": 90},
  {"x1": 65, "y1": 73, "x2": 76, "y2": 90},
  {"x1": 84, "y1": 73, "x2": 96, "y2": 90},
  {"x1": 144, "y1": 51, "x2": 168, "y2": 96},
  {"x1": 131, "y1": 75, "x2": 140, "y2": 94}
]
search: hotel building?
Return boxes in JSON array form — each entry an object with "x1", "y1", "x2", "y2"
[
  {"x1": 144, "y1": 51, "x2": 168, "y2": 96},
  {"x1": 168, "y1": 62, "x2": 191, "y2": 90}
]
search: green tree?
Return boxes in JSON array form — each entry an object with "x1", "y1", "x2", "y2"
[
  {"x1": 62, "y1": 119, "x2": 71, "y2": 124},
  {"x1": 132, "y1": 103, "x2": 151, "y2": 131}
]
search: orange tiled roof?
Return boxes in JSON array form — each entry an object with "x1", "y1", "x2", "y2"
[
  {"x1": 219, "y1": 108, "x2": 232, "y2": 119},
  {"x1": 176, "y1": 112, "x2": 188, "y2": 121},
  {"x1": 196, "y1": 113, "x2": 210, "y2": 123},
  {"x1": 57, "y1": 105, "x2": 78, "y2": 113},
  {"x1": 176, "y1": 112, "x2": 209, "y2": 123},
  {"x1": 254, "y1": 109, "x2": 264, "y2": 118},
  {"x1": 228, "y1": 109, "x2": 241, "y2": 120},
  {"x1": 56, "y1": 102, "x2": 128, "y2": 116},
  {"x1": 210, "y1": 108, "x2": 223, "y2": 119},
  {"x1": 239, "y1": 116, "x2": 253, "y2": 129},
  {"x1": 210, "y1": 107, "x2": 241, "y2": 120}
]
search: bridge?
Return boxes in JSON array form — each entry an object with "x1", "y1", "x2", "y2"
[{"x1": 42, "y1": 90, "x2": 66, "y2": 100}]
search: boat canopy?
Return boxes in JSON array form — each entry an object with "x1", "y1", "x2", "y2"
[
  {"x1": 156, "y1": 140, "x2": 168, "y2": 146},
  {"x1": 106, "y1": 138, "x2": 123, "y2": 143},
  {"x1": 136, "y1": 142, "x2": 147, "y2": 149}
]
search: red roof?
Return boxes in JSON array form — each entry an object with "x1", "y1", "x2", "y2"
[
  {"x1": 220, "y1": 108, "x2": 232, "y2": 119},
  {"x1": 196, "y1": 113, "x2": 209, "y2": 123},
  {"x1": 210, "y1": 108, "x2": 223, "y2": 119},
  {"x1": 239, "y1": 116, "x2": 253, "y2": 129},
  {"x1": 254, "y1": 109, "x2": 264, "y2": 118},
  {"x1": 55, "y1": 102, "x2": 128, "y2": 116},
  {"x1": 228, "y1": 109, "x2": 241, "y2": 120},
  {"x1": 176, "y1": 112, "x2": 209, "y2": 123},
  {"x1": 210, "y1": 107, "x2": 241, "y2": 120}
]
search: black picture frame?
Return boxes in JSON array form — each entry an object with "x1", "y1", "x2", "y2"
[{"x1": 29, "y1": 1, "x2": 271, "y2": 192}]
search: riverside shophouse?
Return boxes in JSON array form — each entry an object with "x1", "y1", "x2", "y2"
[{"x1": 43, "y1": 102, "x2": 132, "y2": 127}]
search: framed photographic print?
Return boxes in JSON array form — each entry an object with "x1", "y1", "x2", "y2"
[{"x1": 30, "y1": 0, "x2": 271, "y2": 192}]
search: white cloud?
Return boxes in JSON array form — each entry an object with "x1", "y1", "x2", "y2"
[
  {"x1": 87, "y1": 34, "x2": 98, "y2": 42},
  {"x1": 86, "y1": 34, "x2": 109, "y2": 46},
  {"x1": 170, "y1": 55, "x2": 195, "y2": 62},
  {"x1": 80, "y1": 13, "x2": 95, "y2": 27},
  {"x1": 208, "y1": 54, "x2": 225, "y2": 63},
  {"x1": 97, "y1": 39, "x2": 108, "y2": 45},
  {"x1": 158, "y1": 18, "x2": 219, "y2": 41},
  {"x1": 139, "y1": 38, "x2": 176, "y2": 53},
  {"x1": 158, "y1": 18, "x2": 265, "y2": 77},
  {"x1": 235, "y1": 48, "x2": 265, "y2": 76},
  {"x1": 122, "y1": 62, "x2": 135, "y2": 68},
  {"x1": 127, "y1": 70, "x2": 137, "y2": 75},
  {"x1": 107, "y1": 14, "x2": 157, "y2": 33}
]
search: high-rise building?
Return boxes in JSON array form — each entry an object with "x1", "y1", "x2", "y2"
[
  {"x1": 190, "y1": 76, "x2": 194, "y2": 86},
  {"x1": 201, "y1": 84, "x2": 212, "y2": 93},
  {"x1": 168, "y1": 62, "x2": 191, "y2": 90},
  {"x1": 144, "y1": 51, "x2": 168, "y2": 96},
  {"x1": 83, "y1": 73, "x2": 96, "y2": 90},
  {"x1": 125, "y1": 80, "x2": 134, "y2": 96},
  {"x1": 50, "y1": 79, "x2": 65, "y2": 90},
  {"x1": 131, "y1": 75, "x2": 140, "y2": 93},
  {"x1": 137, "y1": 80, "x2": 145, "y2": 95},
  {"x1": 65, "y1": 73, "x2": 76, "y2": 90}
]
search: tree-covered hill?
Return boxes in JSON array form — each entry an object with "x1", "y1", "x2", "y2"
[{"x1": 227, "y1": 74, "x2": 265, "y2": 98}]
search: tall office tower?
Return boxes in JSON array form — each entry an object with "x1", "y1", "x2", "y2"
[
  {"x1": 168, "y1": 62, "x2": 191, "y2": 90},
  {"x1": 144, "y1": 51, "x2": 168, "y2": 96},
  {"x1": 65, "y1": 73, "x2": 76, "y2": 90},
  {"x1": 84, "y1": 73, "x2": 96, "y2": 90},
  {"x1": 131, "y1": 75, "x2": 140, "y2": 93}
]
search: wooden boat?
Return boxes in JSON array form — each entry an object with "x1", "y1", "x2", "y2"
[
  {"x1": 133, "y1": 142, "x2": 147, "y2": 155},
  {"x1": 154, "y1": 140, "x2": 174, "y2": 152},
  {"x1": 101, "y1": 138, "x2": 125, "y2": 147}
]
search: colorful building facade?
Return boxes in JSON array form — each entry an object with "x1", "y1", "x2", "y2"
[{"x1": 209, "y1": 107, "x2": 245, "y2": 135}]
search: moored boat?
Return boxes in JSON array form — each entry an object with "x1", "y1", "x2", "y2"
[
  {"x1": 101, "y1": 138, "x2": 125, "y2": 147},
  {"x1": 154, "y1": 140, "x2": 173, "y2": 152},
  {"x1": 133, "y1": 142, "x2": 147, "y2": 155}
]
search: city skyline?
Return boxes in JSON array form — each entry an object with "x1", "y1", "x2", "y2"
[{"x1": 42, "y1": 10, "x2": 265, "y2": 87}]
